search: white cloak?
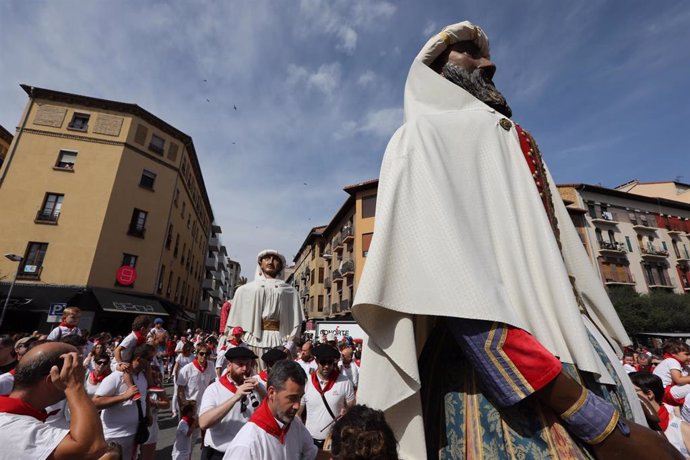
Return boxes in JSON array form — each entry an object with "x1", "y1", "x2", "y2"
[{"x1": 352, "y1": 59, "x2": 641, "y2": 459}]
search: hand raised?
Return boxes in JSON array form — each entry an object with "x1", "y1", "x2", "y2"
[{"x1": 49, "y1": 352, "x2": 85, "y2": 391}]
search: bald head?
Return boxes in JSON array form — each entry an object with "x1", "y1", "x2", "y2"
[
  {"x1": 14, "y1": 342, "x2": 76, "y2": 390},
  {"x1": 301, "y1": 341, "x2": 313, "y2": 361}
]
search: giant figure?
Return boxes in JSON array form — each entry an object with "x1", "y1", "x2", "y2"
[{"x1": 352, "y1": 21, "x2": 682, "y2": 459}]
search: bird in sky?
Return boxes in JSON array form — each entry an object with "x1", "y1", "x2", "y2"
[
  {"x1": 233, "y1": 105, "x2": 237, "y2": 111},
  {"x1": 206, "y1": 98, "x2": 211, "y2": 102}
]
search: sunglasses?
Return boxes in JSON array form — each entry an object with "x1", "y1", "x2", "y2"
[
  {"x1": 96, "y1": 361, "x2": 109, "y2": 365},
  {"x1": 197, "y1": 352, "x2": 208, "y2": 356}
]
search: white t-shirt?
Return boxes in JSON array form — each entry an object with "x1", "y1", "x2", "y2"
[
  {"x1": 654, "y1": 358, "x2": 684, "y2": 387},
  {"x1": 0, "y1": 373, "x2": 14, "y2": 396},
  {"x1": 301, "y1": 372, "x2": 355, "y2": 440},
  {"x1": 296, "y1": 358, "x2": 317, "y2": 377},
  {"x1": 177, "y1": 361, "x2": 216, "y2": 406},
  {"x1": 199, "y1": 378, "x2": 260, "y2": 452},
  {"x1": 223, "y1": 416, "x2": 317, "y2": 460},
  {"x1": 95, "y1": 370, "x2": 148, "y2": 439},
  {"x1": 47, "y1": 325, "x2": 81, "y2": 341},
  {"x1": 116, "y1": 332, "x2": 139, "y2": 363},
  {"x1": 0, "y1": 413, "x2": 69, "y2": 460},
  {"x1": 45, "y1": 399, "x2": 70, "y2": 430},
  {"x1": 175, "y1": 340, "x2": 186, "y2": 354},
  {"x1": 339, "y1": 361, "x2": 359, "y2": 389},
  {"x1": 172, "y1": 418, "x2": 194, "y2": 459}
]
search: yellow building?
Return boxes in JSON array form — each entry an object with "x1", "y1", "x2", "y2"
[
  {"x1": 0, "y1": 125, "x2": 12, "y2": 169},
  {"x1": 292, "y1": 179, "x2": 378, "y2": 320},
  {"x1": 0, "y1": 85, "x2": 213, "y2": 334},
  {"x1": 616, "y1": 179, "x2": 690, "y2": 204}
]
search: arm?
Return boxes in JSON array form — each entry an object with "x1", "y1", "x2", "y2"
[
  {"x1": 92, "y1": 385, "x2": 139, "y2": 409},
  {"x1": 199, "y1": 380, "x2": 256, "y2": 430},
  {"x1": 670, "y1": 369, "x2": 690, "y2": 386},
  {"x1": 50, "y1": 352, "x2": 109, "y2": 460},
  {"x1": 177, "y1": 384, "x2": 188, "y2": 407}
]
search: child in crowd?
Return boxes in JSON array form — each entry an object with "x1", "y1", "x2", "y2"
[
  {"x1": 172, "y1": 341, "x2": 196, "y2": 417},
  {"x1": 653, "y1": 340, "x2": 690, "y2": 406},
  {"x1": 172, "y1": 401, "x2": 197, "y2": 460},
  {"x1": 114, "y1": 315, "x2": 154, "y2": 401},
  {"x1": 46, "y1": 306, "x2": 82, "y2": 340},
  {"x1": 622, "y1": 353, "x2": 637, "y2": 373}
]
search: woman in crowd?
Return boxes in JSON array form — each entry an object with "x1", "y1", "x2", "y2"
[{"x1": 84, "y1": 353, "x2": 112, "y2": 398}]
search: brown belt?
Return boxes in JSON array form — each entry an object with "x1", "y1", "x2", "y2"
[{"x1": 262, "y1": 320, "x2": 280, "y2": 331}]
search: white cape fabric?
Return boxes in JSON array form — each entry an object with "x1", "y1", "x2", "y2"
[{"x1": 352, "y1": 59, "x2": 637, "y2": 459}]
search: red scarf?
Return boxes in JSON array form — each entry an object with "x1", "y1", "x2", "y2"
[
  {"x1": 658, "y1": 404, "x2": 670, "y2": 431},
  {"x1": 133, "y1": 331, "x2": 146, "y2": 345},
  {"x1": 0, "y1": 396, "x2": 54, "y2": 422},
  {"x1": 9, "y1": 369, "x2": 16, "y2": 376},
  {"x1": 250, "y1": 399, "x2": 291, "y2": 444},
  {"x1": 181, "y1": 415, "x2": 195, "y2": 435},
  {"x1": 192, "y1": 358, "x2": 207, "y2": 373},
  {"x1": 259, "y1": 370, "x2": 269, "y2": 382},
  {"x1": 219, "y1": 374, "x2": 239, "y2": 393},
  {"x1": 89, "y1": 370, "x2": 109, "y2": 385},
  {"x1": 663, "y1": 353, "x2": 688, "y2": 367},
  {"x1": 311, "y1": 370, "x2": 339, "y2": 395},
  {"x1": 229, "y1": 339, "x2": 242, "y2": 347}
]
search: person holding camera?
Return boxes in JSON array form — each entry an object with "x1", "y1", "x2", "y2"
[
  {"x1": 0, "y1": 341, "x2": 108, "y2": 460},
  {"x1": 199, "y1": 347, "x2": 261, "y2": 459}
]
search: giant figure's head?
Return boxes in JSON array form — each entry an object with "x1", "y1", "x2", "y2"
[{"x1": 255, "y1": 249, "x2": 287, "y2": 280}]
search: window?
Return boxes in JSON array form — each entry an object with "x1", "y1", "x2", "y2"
[
  {"x1": 149, "y1": 134, "x2": 165, "y2": 154},
  {"x1": 174, "y1": 188, "x2": 180, "y2": 206},
  {"x1": 139, "y1": 169, "x2": 156, "y2": 190},
  {"x1": 67, "y1": 113, "x2": 90, "y2": 131},
  {"x1": 174, "y1": 234, "x2": 180, "y2": 258},
  {"x1": 165, "y1": 224, "x2": 173, "y2": 249},
  {"x1": 311, "y1": 269, "x2": 315, "y2": 286},
  {"x1": 595, "y1": 228, "x2": 603, "y2": 243},
  {"x1": 362, "y1": 232, "x2": 373, "y2": 257},
  {"x1": 121, "y1": 253, "x2": 138, "y2": 267},
  {"x1": 318, "y1": 295, "x2": 324, "y2": 312},
  {"x1": 55, "y1": 150, "x2": 77, "y2": 170},
  {"x1": 362, "y1": 195, "x2": 377, "y2": 218},
  {"x1": 36, "y1": 193, "x2": 64, "y2": 223},
  {"x1": 625, "y1": 236, "x2": 633, "y2": 253},
  {"x1": 181, "y1": 201, "x2": 186, "y2": 217},
  {"x1": 181, "y1": 244, "x2": 186, "y2": 265},
  {"x1": 167, "y1": 270, "x2": 174, "y2": 296},
  {"x1": 607, "y1": 230, "x2": 616, "y2": 243},
  {"x1": 318, "y1": 267, "x2": 324, "y2": 283},
  {"x1": 128, "y1": 208, "x2": 148, "y2": 238},
  {"x1": 158, "y1": 265, "x2": 166, "y2": 294},
  {"x1": 18, "y1": 242, "x2": 48, "y2": 280}
]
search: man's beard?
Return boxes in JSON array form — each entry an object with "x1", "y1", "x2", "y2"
[{"x1": 441, "y1": 62, "x2": 512, "y2": 118}]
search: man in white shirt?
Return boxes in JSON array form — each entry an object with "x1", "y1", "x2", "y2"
[
  {"x1": 338, "y1": 347, "x2": 359, "y2": 391},
  {"x1": 199, "y1": 347, "x2": 261, "y2": 459},
  {"x1": 224, "y1": 359, "x2": 317, "y2": 460},
  {"x1": 215, "y1": 327, "x2": 248, "y2": 377},
  {"x1": 296, "y1": 341, "x2": 317, "y2": 377},
  {"x1": 93, "y1": 343, "x2": 154, "y2": 459},
  {"x1": 297, "y1": 345, "x2": 355, "y2": 448},
  {"x1": 177, "y1": 343, "x2": 216, "y2": 411},
  {"x1": 0, "y1": 341, "x2": 108, "y2": 460}
]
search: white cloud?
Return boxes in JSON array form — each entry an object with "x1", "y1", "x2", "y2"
[
  {"x1": 285, "y1": 63, "x2": 341, "y2": 96},
  {"x1": 423, "y1": 21, "x2": 437, "y2": 37},
  {"x1": 335, "y1": 107, "x2": 402, "y2": 140},
  {"x1": 357, "y1": 71, "x2": 377, "y2": 87},
  {"x1": 337, "y1": 27, "x2": 358, "y2": 53}
]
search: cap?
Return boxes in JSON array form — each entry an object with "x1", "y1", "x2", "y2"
[
  {"x1": 231, "y1": 326, "x2": 245, "y2": 336},
  {"x1": 225, "y1": 346, "x2": 258, "y2": 361},
  {"x1": 261, "y1": 348, "x2": 288, "y2": 365},
  {"x1": 312, "y1": 345, "x2": 340, "y2": 361},
  {"x1": 154, "y1": 318, "x2": 164, "y2": 325}
]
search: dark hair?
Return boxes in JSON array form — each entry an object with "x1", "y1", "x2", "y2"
[
  {"x1": 95, "y1": 352, "x2": 111, "y2": 364},
  {"x1": 0, "y1": 334, "x2": 15, "y2": 348},
  {"x1": 14, "y1": 344, "x2": 68, "y2": 389},
  {"x1": 61, "y1": 334, "x2": 87, "y2": 347},
  {"x1": 180, "y1": 400, "x2": 197, "y2": 417},
  {"x1": 133, "y1": 344, "x2": 155, "y2": 360},
  {"x1": 267, "y1": 360, "x2": 306, "y2": 391},
  {"x1": 629, "y1": 372, "x2": 664, "y2": 403},
  {"x1": 330, "y1": 405, "x2": 398, "y2": 460},
  {"x1": 132, "y1": 315, "x2": 151, "y2": 331},
  {"x1": 662, "y1": 340, "x2": 690, "y2": 355}
]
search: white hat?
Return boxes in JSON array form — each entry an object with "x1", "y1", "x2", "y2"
[
  {"x1": 326, "y1": 332, "x2": 336, "y2": 341},
  {"x1": 416, "y1": 20, "x2": 490, "y2": 66}
]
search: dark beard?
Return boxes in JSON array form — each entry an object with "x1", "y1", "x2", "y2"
[{"x1": 441, "y1": 62, "x2": 512, "y2": 118}]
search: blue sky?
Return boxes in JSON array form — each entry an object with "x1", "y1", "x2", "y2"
[{"x1": 1, "y1": 1, "x2": 689, "y2": 275}]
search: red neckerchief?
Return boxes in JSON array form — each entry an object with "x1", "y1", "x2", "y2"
[
  {"x1": 663, "y1": 353, "x2": 686, "y2": 367},
  {"x1": 0, "y1": 395, "x2": 56, "y2": 422},
  {"x1": 219, "y1": 374, "x2": 239, "y2": 393},
  {"x1": 133, "y1": 331, "x2": 146, "y2": 345},
  {"x1": 192, "y1": 358, "x2": 207, "y2": 373},
  {"x1": 355, "y1": 359, "x2": 361, "y2": 367},
  {"x1": 59, "y1": 322, "x2": 77, "y2": 333},
  {"x1": 250, "y1": 399, "x2": 291, "y2": 444},
  {"x1": 9, "y1": 369, "x2": 16, "y2": 376},
  {"x1": 89, "y1": 370, "x2": 109, "y2": 384},
  {"x1": 229, "y1": 339, "x2": 242, "y2": 347},
  {"x1": 311, "y1": 369, "x2": 339, "y2": 395},
  {"x1": 658, "y1": 404, "x2": 670, "y2": 431},
  {"x1": 259, "y1": 370, "x2": 269, "y2": 381}
]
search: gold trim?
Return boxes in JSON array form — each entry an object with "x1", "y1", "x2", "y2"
[
  {"x1": 560, "y1": 388, "x2": 588, "y2": 420},
  {"x1": 262, "y1": 320, "x2": 280, "y2": 331},
  {"x1": 438, "y1": 31, "x2": 451, "y2": 45},
  {"x1": 587, "y1": 410, "x2": 620, "y2": 445},
  {"x1": 484, "y1": 324, "x2": 531, "y2": 399}
]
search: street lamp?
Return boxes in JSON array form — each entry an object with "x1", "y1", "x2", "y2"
[{"x1": 0, "y1": 253, "x2": 23, "y2": 331}]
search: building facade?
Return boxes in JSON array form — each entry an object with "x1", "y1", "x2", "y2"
[
  {"x1": 0, "y1": 125, "x2": 12, "y2": 170},
  {"x1": 616, "y1": 180, "x2": 690, "y2": 205},
  {"x1": 0, "y1": 85, "x2": 213, "y2": 334},
  {"x1": 199, "y1": 223, "x2": 237, "y2": 332},
  {"x1": 559, "y1": 184, "x2": 690, "y2": 294}
]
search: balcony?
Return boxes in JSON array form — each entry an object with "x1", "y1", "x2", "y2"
[
  {"x1": 632, "y1": 223, "x2": 657, "y2": 232},
  {"x1": 205, "y1": 255, "x2": 218, "y2": 270},
  {"x1": 340, "y1": 260, "x2": 355, "y2": 277},
  {"x1": 208, "y1": 237, "x2": 220, "y2": 251},
  {"x1": 641, "y1": 246, "x2": 669, "y2": 259},
  {"x1": 301, "y1": 287, "x2": 309, "y2": 297},
  {"x1": 324, "y1": 277, "x2": 331, "y2": 289},
  {"x1": 591, "y1": 212, "x2": 618, "y2": 225},
  {"x1": 331, "y1": 303, "x2": 339, "y2": 314},
  {"x1": 332, "y1": 269, "x2": 343, "y2": 282},
  {"x1": 17, "y1": 264, "x2": 43, "y2": 280},
  {"x1": 127, "y1": 225, "x2": 146, "y2": 238},
  {"x1": 35, "y1": 209, "x2": 60, "y2": 224},
  {"x1": 342, "y1": 226, "x2": 354, "y2": 243},
  {"x1": 598, "y1": 241, "x2": 626, "y2": 254},
  {"x1": 332, "y1": 236, "x2": 344, "y2": 253},
  {"x1": 649, "y1": 283, "x2": 674, "y2": 289},
  {"x1": 339, "y1": 298, "x2": 352, "y2": 313},
  {"x1": 202, "y1": 278, "x2": 215, "y2": 291}
]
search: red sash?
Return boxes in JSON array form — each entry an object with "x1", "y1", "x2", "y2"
[
  {"x1": 219, "y1": 374, "x2": 239, "y2": 393},
  {"x1": 250, "y1": 399, "x2": 290, "y2": 444},
  {"x1": 89, "y1": 370, "x2": 109, "y2": 385},
  {"x1": 192, "y1": 358, "x2": 207, "y2": 373},
  {"x1": 311, "y1": 370, "x2": 339, "y2": 395},
  {"x1": 133, "y1": 331, "x2": 146, "y2": 345},
  {"x1": 229, "y1": 339, "x2": 242, "y2": 347},
  {"x1": 0, "y1": 396, "x2": 53, "y2": 422},
  {"x1": 259, "y1": 370, "x2": 269, "y2": 382}
]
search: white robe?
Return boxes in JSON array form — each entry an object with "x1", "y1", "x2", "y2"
[
  {"x1": 352, "y1": 59, "x2": 641, "y2": 459},
  {"x1": 226, "y1": 275, "x2": 304, "y2": 349}
]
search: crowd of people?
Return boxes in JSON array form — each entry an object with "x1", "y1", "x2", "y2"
[{"x1": 0, "y1": 306, "x2": 395, "y2": 460}]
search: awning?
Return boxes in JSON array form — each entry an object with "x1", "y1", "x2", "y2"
[
  {"x1": 0, "y1": 283, "x2": 82, "y2": 312},
  {"x1": 92, "y1": 288, "x2": 168, "y2": 316}
]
